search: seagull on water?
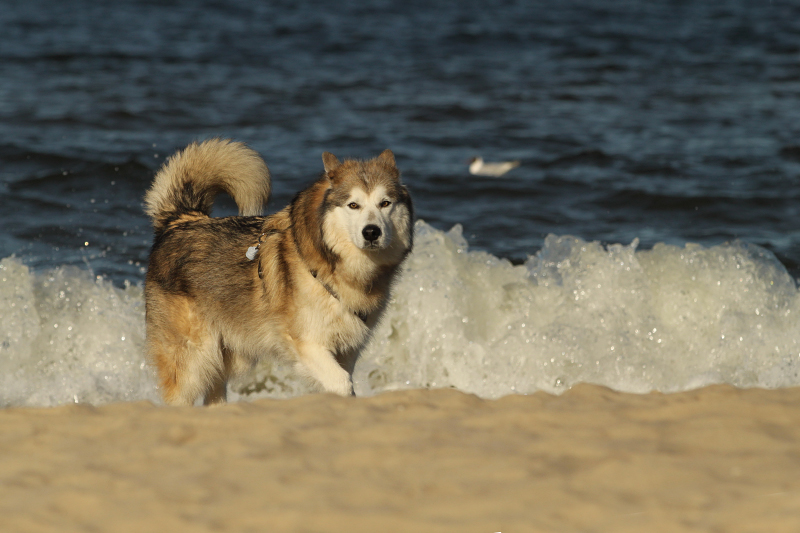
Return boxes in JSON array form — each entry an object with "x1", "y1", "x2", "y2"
[{"x1": 468, "y1": 156, "x2": 521, "y2": 177}]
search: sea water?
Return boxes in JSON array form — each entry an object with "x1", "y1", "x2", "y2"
[{"x1": 3, "y1": 221, "x2": 798, "y2": 407}]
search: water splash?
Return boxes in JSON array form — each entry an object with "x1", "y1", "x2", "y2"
[
  {"x1": 2, "y1": 221, "x2": 799, "y2": 407},
  {"x1": 355, "y1": 222, "x2": 800, "y2": 397},
  {"x1": 0, "y1": 257, "x2": 156, "y2": 406}
]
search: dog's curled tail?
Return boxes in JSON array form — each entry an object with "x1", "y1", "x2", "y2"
[{"x1": 144, "y1": 138, "x2": 271, "y2": 232}]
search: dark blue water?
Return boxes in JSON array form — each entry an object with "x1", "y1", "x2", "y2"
[{"x1": 2, "y1": 0, "x2": 800, "y2": 284}]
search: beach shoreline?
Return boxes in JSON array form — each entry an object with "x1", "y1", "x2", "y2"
[{"x1": 3, "y1": 384, "x2": 800, "y2": 532}]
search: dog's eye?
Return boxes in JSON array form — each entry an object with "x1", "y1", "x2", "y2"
[
  {"x1": 347, "y1": 202, "x2": 360, "y2": 209},
  {"x1": 380, "y1": 200, "x2": 391, "y2": 208}
]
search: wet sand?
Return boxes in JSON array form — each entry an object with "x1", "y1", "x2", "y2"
[{"x1": 2, "y1": 384, "x2": 800, "y2": 532}]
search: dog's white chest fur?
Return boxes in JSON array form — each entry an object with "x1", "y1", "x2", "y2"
[{"x1": 295, "y1": 271, "x2": 369, "y2": 351}]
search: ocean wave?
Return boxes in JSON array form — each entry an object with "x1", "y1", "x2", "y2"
[
  {"x1": 358, "y1": 222, "x2": 800, "y2": 397},
  {"x1": 2, "y1": 221, "x2": 799, "y2": 407}
]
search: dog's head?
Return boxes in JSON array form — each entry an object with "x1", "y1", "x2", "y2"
[{"x1": 321, "y1": 150, "x2": 413, "y2": 264}]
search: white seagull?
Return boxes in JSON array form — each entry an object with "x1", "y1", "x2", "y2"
[{"x1": 468, "y1": 156, "x2": 521, "y2": 177}]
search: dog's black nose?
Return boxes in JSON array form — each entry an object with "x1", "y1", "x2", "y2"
[{"x1": 362, "y1": 225, "x2": 382, "y2": 242}]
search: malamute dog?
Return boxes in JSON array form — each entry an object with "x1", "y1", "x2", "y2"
[{"x1": 144, "y1": 139, "x2": 413, "y2": 405}]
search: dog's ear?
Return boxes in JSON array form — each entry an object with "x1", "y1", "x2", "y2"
[
  {"x1": 377, "y1": 149, "x2": 396, "y2": 168},
  {"x1": 322, "y1": 152, "x2": 341, "y2": 175}
]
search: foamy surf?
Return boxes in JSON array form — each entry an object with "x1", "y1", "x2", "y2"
[
  {"x1": 2, "y1": 221, "x2": 799, "y2": 407},
  {"x1": 358, "y1": 223, "x2": 800, "y2": 398},
  {"x1": 0, "y1": 258, "x2": 157, "y2": 407}
]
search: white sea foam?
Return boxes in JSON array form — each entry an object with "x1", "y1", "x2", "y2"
[
  {"x1": 0, "y1": 258, "x2": 157, "y2": 407},
  {"x1": 357, "y1": 223, "x2": 800, "y2": 397},
  {"x1": 2, "y1": 221, "x2": 799, "y2": 407}
]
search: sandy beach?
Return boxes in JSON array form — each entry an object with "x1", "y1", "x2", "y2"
[{"x1": 2, "y1": 384, "x2": 800, "y2": 532}]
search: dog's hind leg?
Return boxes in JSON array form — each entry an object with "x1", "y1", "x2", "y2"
[
  {"x1": 203, "y1": 376, "x2": 227, "y2": 405},
  {"x1": 148, "y1": 295, "x2": 225, "y2": 406},
  {"x1": 157, "y1": 333, "x2": 223, "y2": 406},
  {"x1": 294, "y1": 341, "x2": 354, "y2": 396},
  {"x1": 203, "y1": 343, "x2": 239, "y2": 405}
]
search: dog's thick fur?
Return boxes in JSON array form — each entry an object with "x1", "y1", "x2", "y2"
[{"x1": 144, "y1": 139, "x2": 413, "y2": 405}]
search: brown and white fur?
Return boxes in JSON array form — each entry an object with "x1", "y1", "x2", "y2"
[{"x1": 144, "y1": 139, "x2": 413, "y2": 405}]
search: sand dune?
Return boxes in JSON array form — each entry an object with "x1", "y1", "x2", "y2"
[{"x1": 2, "y1": 385, "x2": 800, "y2": 532}]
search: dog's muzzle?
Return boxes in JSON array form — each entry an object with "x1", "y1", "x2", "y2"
[{"x1": 362, "y1": 224, "x2": 382, "y2": 244}]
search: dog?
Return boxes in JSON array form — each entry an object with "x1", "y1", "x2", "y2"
[{"x1": 143, "y1": 139, "x2": 413, "y2": 405}]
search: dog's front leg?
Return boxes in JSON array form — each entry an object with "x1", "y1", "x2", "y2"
[{"x1": 294, "y1": 341, "x2": 355, "y2": 396}]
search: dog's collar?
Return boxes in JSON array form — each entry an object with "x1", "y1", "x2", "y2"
[
  {"x1": 285, "y1": 231, "x2": 369, "y2": 325},
  {"x1": 310, "y1": 269, "x2": 368, "y2": 324},
  {"x1": 246, "y1": 232, "x2": 268, "y2": 261},
  {"x1": 309, "y1": 269, "x2": 338, "y2": 299}
]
